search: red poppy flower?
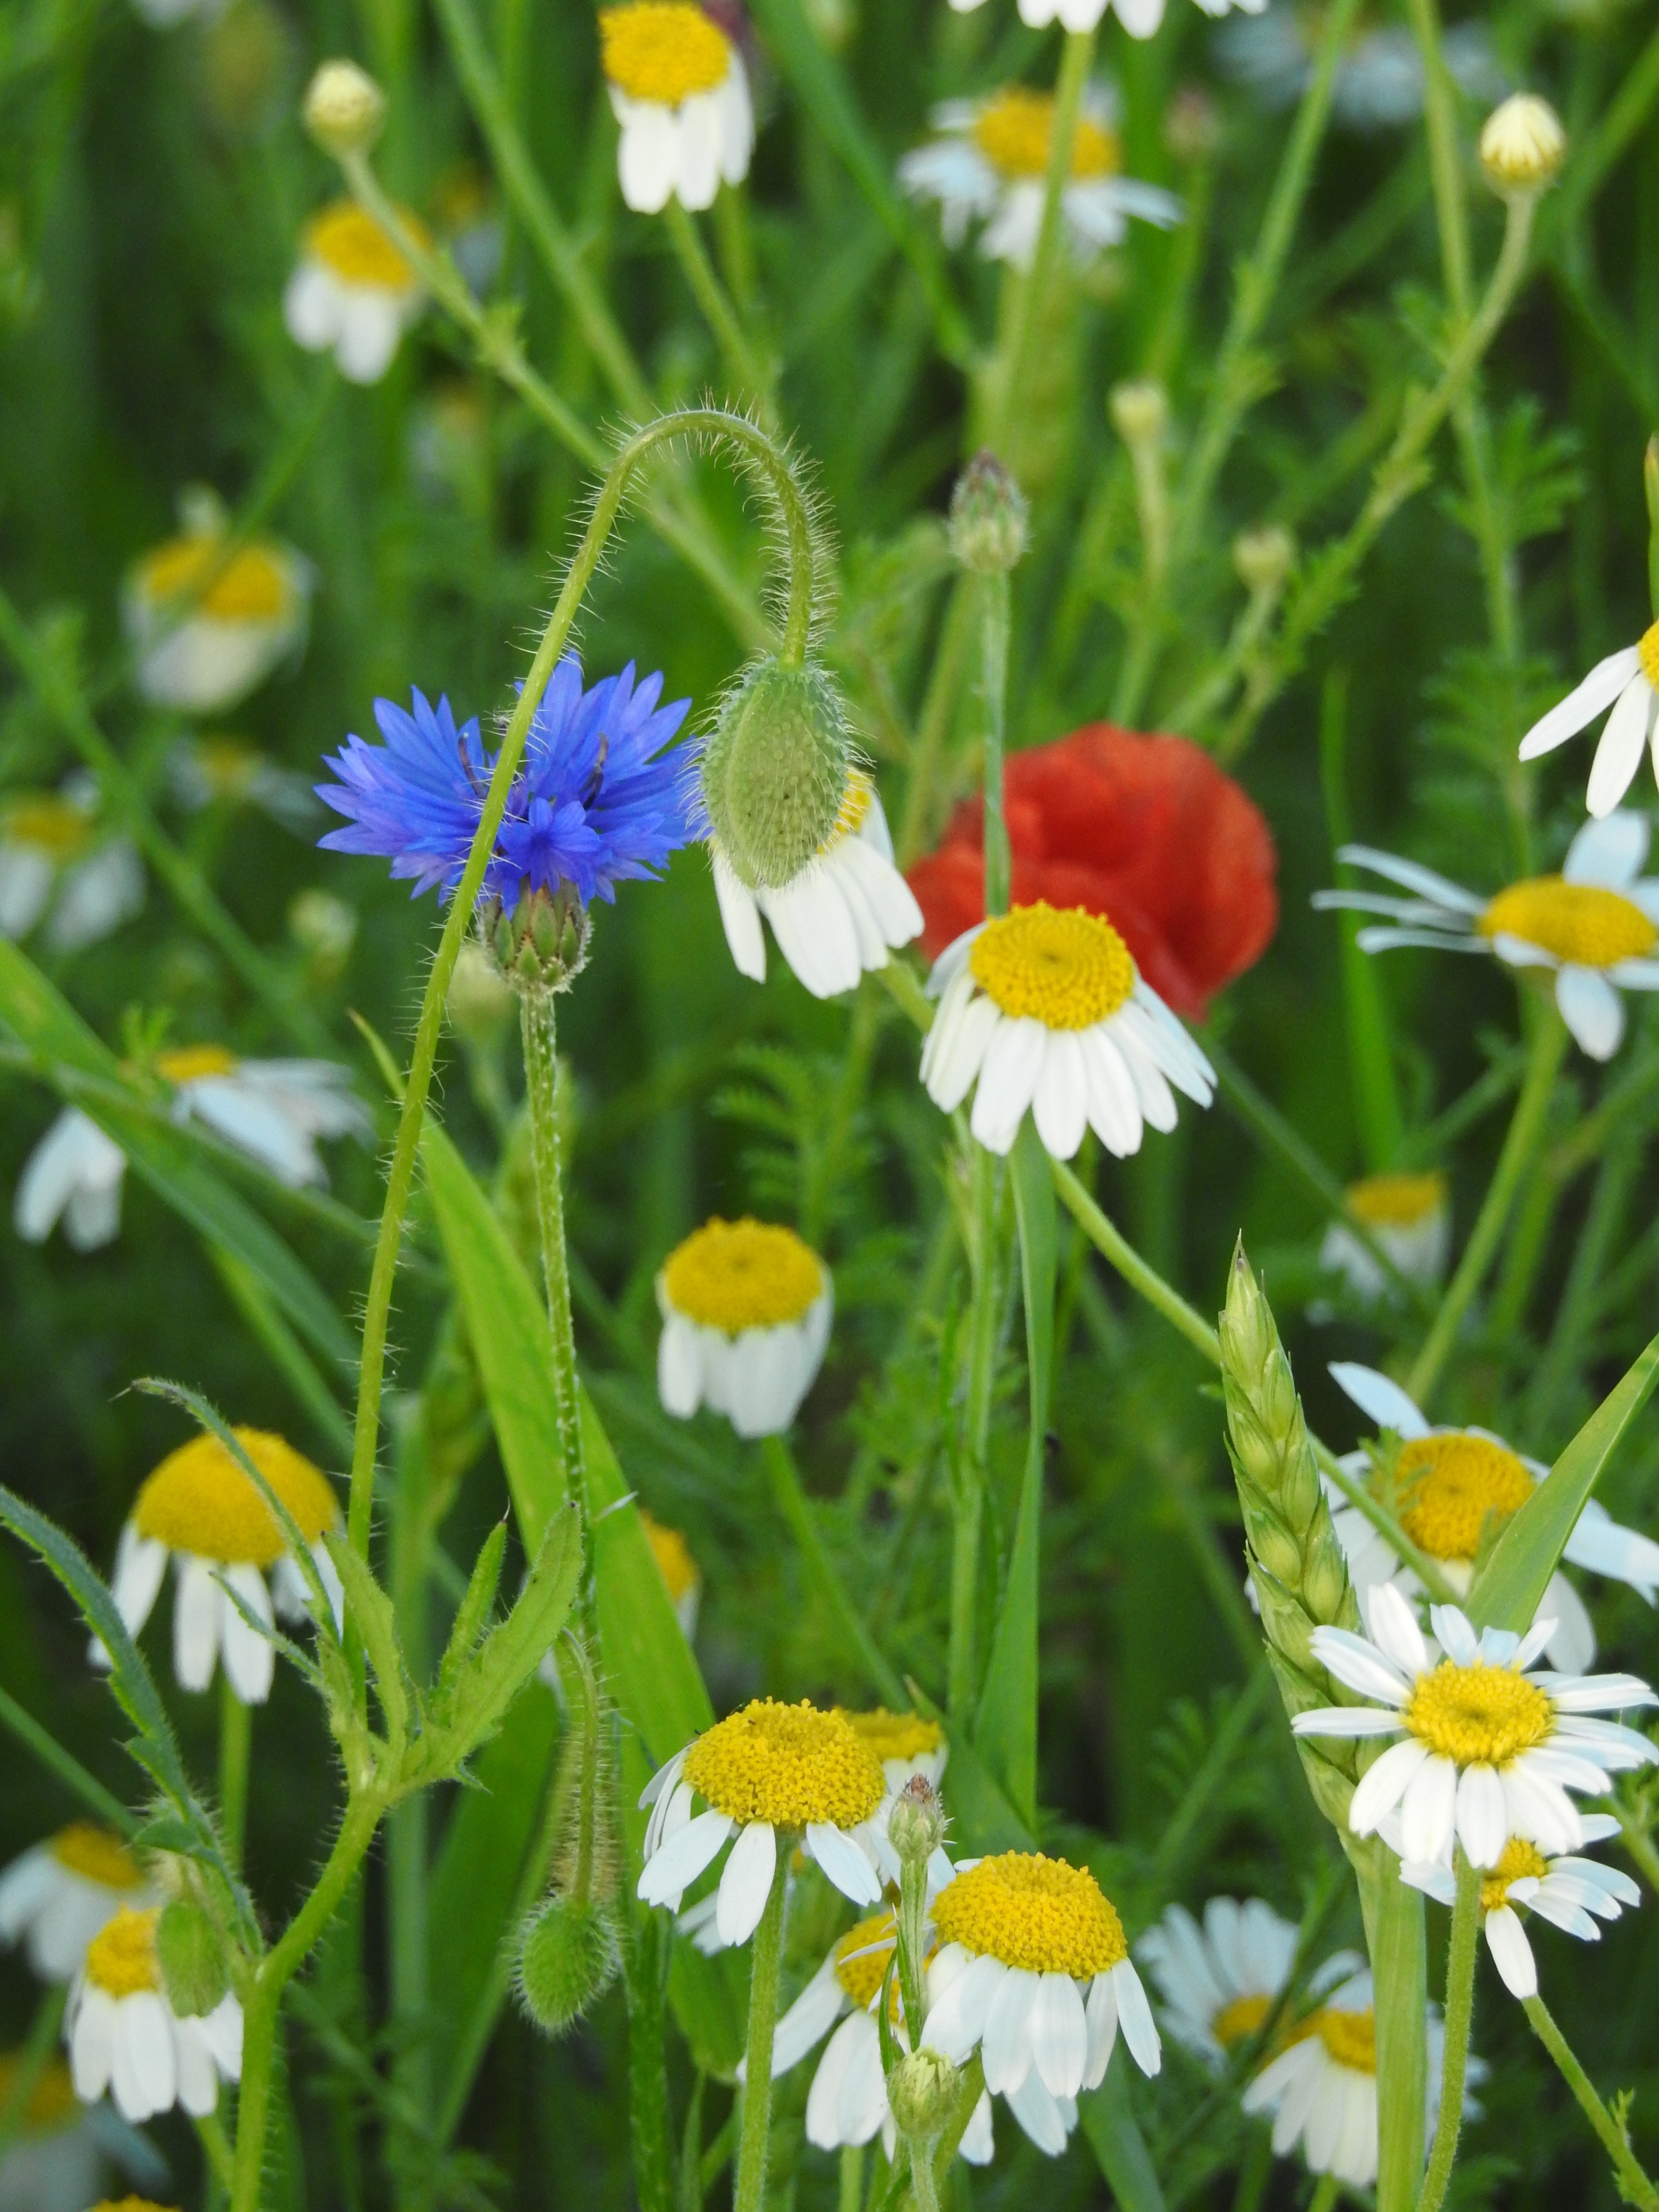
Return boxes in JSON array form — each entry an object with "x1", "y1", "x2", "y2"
[{"x1": 906, "y1": 724, "x2": 1278, "y2": 1021}]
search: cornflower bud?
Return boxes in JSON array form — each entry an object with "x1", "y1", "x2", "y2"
[
  {"x1": 1478, "y1": 94, "x2": 1565, "y2": 201},
  {"x1": 1233, "y1": 524, "x2": 1295, "y2": 599},
  {"x1": 698, "y1": 656, "x2": 857, "y2": 890},
  {"x1": 481, "y1": 883, "x2": 591, "y2": 998},
  {"x1": 301, "y1": 59, "x2": 387, "y2": 161},
  {"x1": 948, "y1": 452, "x2": 1028, "y2": 577},
  {"x1": 888, "y1": 2046, "x2": 961, "y2": 2143},
  {"x1": 887, "y1": 1774, "x2": 945, "y2": 1870}
]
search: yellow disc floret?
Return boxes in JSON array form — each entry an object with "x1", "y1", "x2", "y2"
[
  {"x1": 133, "y1": 1429, "x2": 340, "y2": 1566},
  {"x1": 972, "y1": 88, "x2": 1118, "y2": 181},
  {"x1": 641, "y1": 1510, "x2": 700, "y2": 1604},
  {"x1": 91, "y1": 2201, "x2": 181, "y2": 2212},
  {"x1": 1306, "y1": 2006, "x2": 1376, "y2": 2072},
  {"x1": 1211, "y1": 1992, "x2": 1273, "y2": 2048},
  {"x1": 1480, "y1": 1836, "x2": 1549, "y2": 1913},
  {"x1": 0, "y1": 2052, "x2": 78, "y2": 2133},
  {"x1": 1346, "y1": 1171, "x2": 1446, "y2": 1229},
  {"x1": 155, "y1": 1044, "x2": 239, "y2": 1084},
  {"x1": 825, "y1": 770, "x2": 874, "y2": 849},
  {"x1": 303, "y1": 200, "x2": 426, "y2": 290},
  {"x1": 135, "y1": 535, "x2": 294, "y2": 624},
  {"x1": 600, "y1": 3, "x2": 732, "y2": 105},
  {"x1": 932, "y1": 1852, "x2": 1128, "y2": 1978},
  {"x1": 0, "y1": 794, "x2": 92, "y2": 860},
  {"x1": 683, "y1": 1699, "x2": 885, "y2": 1829},
  {"x1": 1393, "y1": 1432, "x2": 1535, "y2": 1562},
  {"x1": 50, "y1": 1823, "x2": 144, "y2": 1891},
  {"x1": 1479, "y1": 878, "x2": 1656, "y2": 969},
  {"x1": 662, "y1": 1217, "x2": 826, "y2": 1333},
  {"x1": 84, "y1": 1906, "x2": 162, "y2": 1998},
  {"x1": 833, "y1": 1911, "x2": 899, "y2": 2007},
  {"x1": 970, "y1": 902, "x2": 1137, "y2": 1030},
  {"x1": 838, "y1": 1708, "x2": 943, "y2": 1765},
  {"x1": 1406, "y1": 1661, "x2": 1554, "y2": 1767},
  {"x1": 1639, "y1": 619, "x2": 1659, "y2": 691}
]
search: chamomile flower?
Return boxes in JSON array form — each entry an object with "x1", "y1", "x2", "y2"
[
  {"x1": 1314, "y1": 814, "x2": 1659, "y2": 1061},
  {"x1": 283, "y1": 200, "x2": 429, "y2": 384},
  {"x1": 1394, "y1": 1815, "x2": 1638, "y2": 2000},
  {"x1": 947, "y1": 0, "x2": 1266, "y2": 39},
  {"x1": 169, "y1": 735, "x2": 317, "y2": 834},
  {"x1": 1136, "y1": 1897, "x2": 1360, "y2": 2070},
  {"x1": 1217, "y1": 3, "x2": 1502, "y2": 132},
  {"x1": 900, "y1": 87, "x2": 1180, "y2": 270},
  {"x1": 0, "y1": 2055, "x2": 114, "y2": 2212},
  {"x1": 599, "y1": 3, "x2": 754, "y2": 214},
  {"x1": 0, "y1": 1828, "x2": 154, "y2": 1984},
  {"x1": 641, "y1": 1508, "x2": 702, "y2": 1639},
  {"x1": 96, "y1": 1429, "x2": 345, "y2": 1706},
  {"x1": 67, "y1": 1906, "x2": 241, "y2": 2124},
  {"x1": 921, "y1": 1852, "x2": 1159, "y2": 2157},
  {"x1": 1325, "y1": 1362, "x2": 1659, "y2": 1673},
  {"x1": 656, "y1": 1217, "x2": 833, "y2": 1438},
  {"x1": 920, "y1": 902, "x2": 1215, "y2": 1160},
  {"x1": 1319, "y1": 1171, "x2": 1450, "y2": 1303},
  {"x1": 1520, "y1": 618, "x2": 1659, "y2": 817},
  {"x1": 13, "y1": 1110, "x2": 129, "y2": 1253},
  {"x1": 123, "y1": 497, "x2": 312, "y2": 714},
  {"x1": 637, "y1": 1700, "x2": 887, "y2": 1944},
  {"x1": 838, "y1": 1710, "x2": 955, "y2": 1890},
  {"x1": 0, "y1": 784, "x2": 143, "y2": 952},
  {"x1": 711, "y1": 773, "x2": 923, "y2": 999},
  {"x1": 1292, "y1": 1583, "x2": 1659, "y2": 1869}
]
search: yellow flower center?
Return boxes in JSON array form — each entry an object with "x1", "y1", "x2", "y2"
[
  {"x1": 133, "y1": 1428, "x2": 340, "y2": 1567},
  {"x1": 972, "y1": 88, "x2": 1119, "y2": 181},
  {"x1": 50, "y1": 1822, "x2": 144, "y2": 1890},
  {"x1": 1391, "y1": 1432, "x2": 1535, "y2": 1562},
  {"x1": 1291, "y1": 2006, "x2": 1376, "y2": 2073},
  {"x1": 599, "y1": 3, "x2": 732, "y2": 105},
  {"x1": 825, "y1": 770, "x2": 874, "y2": 849},
  {"x1": 0, "y1": 793, "x2": 91, "y2": 859},
  {"x1": 641, "y1": 1510, "x2": 700, "y2": 1603},
  {"x1": 1479, "y1": 1836, "x2": 1550, "y2": 1913},
  {"x1": 683, "y1": 1699, "x2": 886, "y2": 1829},
  {"x1": 1405, "y1": 1661, "x2": 1554, "y2": 1767},
  {"x1": 661, "y1": 1217, "x2": 826, "y2": 1333},
  {"x1": 838, "y1": 1708, "x2": 943, "y2": 1765},
  {"x1": 1346, "y1": 1171, "x2": 1446, "y2": 1229},
  {"x1": 135, "y1": 535, "x2": 294, "y2": 624},
  {"x1": 932, "y1": 1852, "x2": 1128, "y2": 1978},
  {"x1": 1478, "y1": 877, "x2": 1656, "y2": 969},
  {"x1": 91, "y1": 2201, "x2": 180, "y2": 2212},
  {"x1": 833, "y1": 1911, "x2": 900, "y2": 2007},
  {"x1": 1211, "y1": 1992, "x2": 1274, "y2": 2048},
  {"x1": 0, "y1": 2052, "x2": 78, "y2": 2133},
  {"x1": 190, "y1": 737, "x2": 264, "y2": 801},
  {"x1": 303, "y1": 200, "x2": 426, "y2": 290},
  {"x1": 1639, "y1": 619, "x2": 1659, "y2": 691},
  {"x1": 969, "y1": 902, "x2": 1136, "y2": 1030},
  {"x1": 155, "y1": 1044, "x2": 240, "y2": 1083},
  {"x1": 84, "y1": 1905, "x2": 162, "y2": 1998}
]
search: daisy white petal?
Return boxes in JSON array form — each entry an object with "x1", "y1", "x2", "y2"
[{"x1": 1519, "y1": 646, "x2": 1643, "y2": 760}]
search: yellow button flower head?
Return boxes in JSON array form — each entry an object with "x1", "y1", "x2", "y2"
[
  {"x1": 598, "y1": 3, "x2": 754, "y2": 214},
  {"x1": 656, "y1": 1217, "x2": 833, "y2": 1438},
  {"x1": 1397, "y1": 1819, "x2": 1638, "y2": 2001},
  {"x1": 284, "y1": 198, "x2": 429, "y2": 383},
  {"x1": 68, "y1": 1905, "x2": 242, "y2": 2124},
  {"x1": 1319, "y1": 1170, "x2": 1450, "y2": 1305},
  {"x1": 637, "y1": 1700, "x2": 886, "y2": 1946},
  {"x1": 0, "y1": 1824, "x2": 155, "y2": 1984},
  {"x1": 100, "y1": 1428, "x2": 344, "y2": 1706},
  {"x1": 123, "y1": 490, "x2": 312, "y2": 716},
  {"x1": 1137, "y1": 1896, "x2": 1362, "y2": 2073}
]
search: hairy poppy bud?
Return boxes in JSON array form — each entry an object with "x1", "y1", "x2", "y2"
[
  {"x1": 698, "y1": 656, "x2": 856, "y2": 890},
  {"x1": 516, "y1": 1895, "x2": 622, "y2": 2036}
]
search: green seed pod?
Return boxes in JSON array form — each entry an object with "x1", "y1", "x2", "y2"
[
  {"x1": 481, "y1": 883, "x2": 591, "y2": 998},
  {"x1": 888, "y1": 2047, "x2": 961, "y2": 2143},
  {"x1": 156, "y1": 1899, "x2": 229, "y2": 2019},
  {"x1": 516, "y1": 1896, "x2": 622, "y2": 2036},
  {"x1": 699, "y1": 656, "x2": 856, "y2": 890}
]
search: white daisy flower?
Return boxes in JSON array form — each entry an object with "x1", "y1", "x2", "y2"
[
  {"x1": 0, "y1": 785, "x2": 143, "y2": 953},
  {"x1": 1520, "y1": 619, "x2": 1659, "y2": 818},
  {"x1": 899, "y1": 86, "x2": 1181, "y2": 271},
  {"x1": 1292, "y1": 1583, "x2": 1659, "y2": 1870},
  {"x1": 13, "y1": 1110, "x2": 129, "y2": 1253},
  {"x1": 168, "y1": 735, "x2": 318, "y2": 834},
  {"x1": 1319, "y1": 1171, "x2": 1450, "y2": 1305},
  {"x1": 1314, "y1": 813, "x2": 1659, "y2": 1061},
  {"x1": 1392, "y1": 1812, "x2": 1639, "y2": 2000},
  {"x1": 920, "y1": 1851, "x2": 1159, "y2": 2157},
  {"x1": 1136, "y1": 1896, "x2": 1362, "y2": 2070},
  {"x1": 95, "y1": 1428, "x2": 346, "y2": 1706},
  {"x1": 0, "y1": 2053, "x2": 126, "y2": 2212},
  {"x1": 1217, "y1": 3, "x2": 1501, "y2": 132},
  {"x1": 1325, "y1": 1362, "x2": 1659, "y2": 1673},
  {"x1": 712, "y1": 774, "x2": 923, "y2": 1000},
  {"x1": 656, "y1": 1216, "x2": 833, "y2": 1439},
  {"x1": 946, "y1": 0, "x2": 1266, "y2": 40},
  {"x1": 637, "y1": 1700, "x2": 888, "y2": 1946},
  {"x1": 920, "y1": 901, "x2": 1215, "y2": 1160},
  {"x1": 0, "y1": 1827, "x2": 155, "y2": 1984},
  {"x1": 283, "y1": 200, "x2": 428, "y2": 385},
  {"x1": 66, "y1": 1905, "x2": 241, "y2": 2124},
  {"x1": 598, "y1": 2, "x2": 754, "y2": 215},
  {"x1": 123, "y1": 495, "x2": 312, "y2": 715}
]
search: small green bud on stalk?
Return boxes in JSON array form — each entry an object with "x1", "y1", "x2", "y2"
[
  {"x1": 888, "y1": 2047, "x2": 961, "y2": 2143},
  {"x1": 888, "y1": 1775, "x2": 946, "y2": 1871},
  {"x1": 1109, "y1": 380, "x2": 1168, "y2": 449},
  {"x1": 516, "y1": 1895, "x2": 622, "y2": 2034},
  {"x1": 948, "y1": 451, "x2": 1028, "y2": 577},
  {"x1": 301, "y1": 59, "x2": 386, "y2": 160},
  {"x1": 481, "y1": 883, "x2": 591, "y2": 997},
  {"x1": 156, "y1": 1899, "x2": 230, "y2": 2018},
  {"x1": 1234, "y1": 524, "x2": 1295, "y2": 600},
  {"x1": 699, "y1": 656, "x2": 856, "y2": 889}
]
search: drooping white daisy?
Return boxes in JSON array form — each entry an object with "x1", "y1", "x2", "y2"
[
  {"x1": 1292, "y1": 1584, "x2": 1659, "y2": 1869},
  {"x1": 920, "y1": 901, "x2": 1215, "y2": 1160},
  {"x1": 921, "y1": 1852, "x2": 1159, "y2": 2158},
  {"x1": 0, "y1": 785, "x2": 143, "y2": 952},
  {"x1": 656, "y1": 1217, "x2": 833, "y2": 1439},
  {"x1": 1136, "y1": 1897, "x2": 1361, "y2": 2071},
  {"x1": 67, "y1": 1906, "x2": 241, "y2": 2124},
  {"x1": 947, "y1": 0, "x2": 1266, "y2": 39},
  {"x1": 13, "y1": 1110, "x2": 129, "y2": 1253},
  {"x1": 712, "y1": 774, "x2": 923, "y2": 1000},
  {"x1": 637, "y1": 1700, "x2": 887, "y2": 1945},
  {"x1": 899, "y1": 86, "x2": 1181, "y2": 271},
  {"x1": 0, "y1": 2054, "x2": 119, "y2": 2212},
  {"x1": 95, "y1": 1428, "x2": 345, "y2": 1705},
  {"x1": 1217, "y1": 3, "x2": 1502, "y2": 132},
  {"x1": 1520, "y1": 618, "x2": 1659, "y2": 818},
  {"x1": 168, "y1": 734, "x2": 318, "y2": 834},
  {"x1": 1325, "y1": 1361, "x2": 1659, "y2": 1673},
  {"x1": 598, "y1": 2, "x2": 754, "y2": 215},
  {"x1": 1318, "y1": 1171, "x2": 1449, "y2": 1305},
  {"x1": 1392, "y1": 1813, "x2": 1639, "y2": 2000},
  {"x1": 0, "y1": 1827, "x2": 154, "y2": 1984},
  {"x1": 1314, "y1": 814, "x2": 1659, "y2": 1061},
  {"x1": 123, "y1": 495, "x2": 312, "y2": 716},
  {"x1": 283, "y1": 200, "x2": 428, "y2": 385}
]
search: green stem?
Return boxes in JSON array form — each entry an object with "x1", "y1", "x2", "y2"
[
  {"x1": 1524, "y1": 1992, "x2": 1659, "y2": 2210},
  {"x1": 218, "y1": 1674, "x2": 252, "y2": 1873},
  {"x1": 197, "y1": 2108, "x2": 236, "y2": 2195},
  {"x1": 1366, "y1": 1855, "x2": 1427, "y2": 2212},
  {"x1": 625, "y1": 1905, "x2": 674, "y2": 2212},
  {"x1": 896, "y1": 576, "x2": 974, "y2": 867},
  {"x1": 1407, "y1": 1008, "x2": 1567, "y2": 1408},
  {"x1": 837, "y1": 2143, "x2": 865, "y2": 2212},
  {"x1": 733, "y1": 1851, "x2": 789, "y2": 2212},
  {"x1": 977, "y1": 570, "x2": 1012, "y2": 919},
  {"x1": 664, "y1": 199, "x2": 775, "y2": 427},
  {"x1": 950, "y1": 1143, "x2": 1001, "y2": 1722},
  {"x1": 1415, "y1": 1852, "x2": 1479, "y2": 2212},
  {"x1": 1309, "y1": 2176, "x2": 1342, "y2": 2212},
  {"x1": 990, "y1": 29, "x2": 1094, "y2": 450},
  {"x1": 0, "y1": 1983, "x2": 66, "y2": 2162},
  {"x1": 1049, "y1": 1159, "x2": 1219, "y2": 1362},
  {"x1": 929, "y1": 2052, "x2": 986, "y2": 2188},
  {"x1": 387, "y1": 1412, "x2": 433, "y2": 2198},
  {"x1": 909, "y1": 2137, "x2": 943, "y2": 2212},
  {"x1": 520, "y1": 994, "x2": 587, "y2": 1519},
  {"x1": 760, "y1": 1433, "x2": 906, "y2": 1707},
  {"x1": 896, "y1": 1854, "x2": 928, "y2": 2045}
]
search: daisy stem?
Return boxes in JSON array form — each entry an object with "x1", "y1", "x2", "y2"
[
  {"x1": 837, "y1": 2143, "x2": 864, "y2": 2212},
  {"x1": 908, "y1": 2136, "x2": 943, "y2": 2212},
  {"x1": 1049, "y1": 1158, "x2": 1219, "y2": 1364},
  {"x1": 1523, "y1": 1992, "x2": 1659, "y2": 2210},
  {"x1": 928, "y1": 2053, "x2": 985, "y2": 2187},
  {"x1": 761, "y1": 1434, "x2": 906, "y2": 1707},
  {"x1": 662, "y1": 199, "x2": 777, "y2": 433},
  {"x1": 1415, "y1": 1850, "x2": 1479, "y2": 2212},
  {"x1": 1407, "y1": 1007, "x2": 1567, "y2": 1409},
  {"x1": 218, "y1": 1672, "x2": 252, "y2": 1872},
  {"x1": 1309, "y1": 2176, "x2": 1343, "y2": 2212},
  {"x1": 733, "y1": 1850, "x2": 789, "y2": 2212},
  {"x1": 520, "y1": 992, "x2": 587, "y2": 1525},
  {"x1": 978, "y1": 569, "x2": 1011, "y2": 920},
  {"x1": 951, "y1": 1142, "x2": 1002, "y2": 1722}
]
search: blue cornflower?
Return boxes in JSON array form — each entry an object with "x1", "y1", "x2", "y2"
[{"x1": 316, "y1": 655, "x2": 694, "y2": 909}]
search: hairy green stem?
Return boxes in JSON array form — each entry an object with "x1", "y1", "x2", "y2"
[
  {"x1": 909, "y1": 2137, "x2": 943, "y2": 2212},
  {"x1": 1415, "y1": 1853, "x2": 1479, "y2": 2212},
  {"x1": 1366, "y1": 1859, "x2": 1428, "y2": 2212},
  {"x1": 625, "y1": 1907, "x2": 674, "y2": 2212},
  {"x1": 930, "y1": 2053, "x2": 986, "y2": 2186},
  {"x1": 1050, "y1": 1159, "x2": 1218, "y2": 1361},
  {"x1": 521, "y1": 994, "x2": 587, "y2": 1518},
  {"x1": 734, "y1": 1852, "x2": 790, "y2": 2212},
  {"x1": 218, "y1": 1675, "x2": 252, "y2": 1873},
  {"x1": 1524, "y1": 1992, "x2": 1659, "y2": 2209},
  {"x1": 761, "y1": 1433, "x2": 906, "y2": 1706},
  {"x1": 990, "y1": 30, "x2": 1094, "y2": 450},
  {"x1": 978, "y1": 570, "x2": 1012, "y2": 919},
  {"x1": 664, "y1": 199, "x2": 776, "y2": 428}
]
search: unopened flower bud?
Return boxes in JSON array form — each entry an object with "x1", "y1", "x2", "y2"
[
  {"x1": 302, "y1": 59, "x2": 387, "y2": 160},
  {"x1": 699, "y1": 656, "x2": 856, "y2": 890},
  {"x1": 1109, "y1": 380, "x2": 1168, "y2": 447},
  {"x1": 449, "y1": 936, "x2": 515, "y2": 1042},
  {"x1": 516, "y1": 1895, "x2": 622, "y2": 2036},
  {"x1": 156, "y1": 1899, "x2": 229, "y2": 2019},
  {"x1": 1233, "y1": 524, "x2": 1294, "y2": 598},
  {"x1": 1479, "y1": 95, "x2": 1565, "y2": 200},
  {"x1": 948, "y1": 452, "x2": 1028, "y2": 577},
  {"x1": 888, "y1": 2047, "x2": 960, "y2": 2142},
  {"x1": 1164, "y1": 84, "x2": 1220, "y2": 163},
  {"x1": 482, "y1": 883, "x2": 591, "y2": 997},
  {"x1": 887, "y1": 1774, "x2": 945, "y2": 1869},
  {"x1": 289, "y1": 888, "x2": 357, "y2": 981}
]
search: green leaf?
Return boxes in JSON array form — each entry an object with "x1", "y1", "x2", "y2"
[
  {"x1": 1079, "y1": 2046, "x2": 1166, "y2": 2212},
  {"x1": 1467, "y1": 1327, "x2": 1659, "y2": 1633},
  {"x1": 972, "y1": 1119, "x2": 1056, "y2": 1830},
  {"x1": 420, "y1": 1503, "x2": 581, "y2": 1774},
  {"x1": 1319, "y1": 672, "x2": 1406, "y2": 1172},
  {"x1": 324, "y1": 1536, "x2": 412, "y2": 1759}
]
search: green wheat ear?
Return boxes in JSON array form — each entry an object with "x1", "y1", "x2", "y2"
[{"x1": 699, "y1": 656, "x2": 856, "y2": 890}]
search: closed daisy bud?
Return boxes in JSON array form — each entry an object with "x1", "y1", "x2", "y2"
[
  {"x1": 599, "y1": 2, "x2": 754, "y2": 214},
  {"x1": 0, "y1": 1826, "x2": 154, "y2": 1984},
  {"x1": 889, "y1": 2046, "x2": 960, "y2": 2141},
  {"x1": 886, "y1": 1776, "x2": 946, "y2": 1874},
  {"x1": 949, "y1": 452, "x2": 1028, "y2": 577},
  {"x1": 284, "y1": 200, "x2": 428, "y2": 385},
  {"x1": 67, "y1": 1907, "x2": 242, "y2": 2123},
  {"x1": 1479, "y1": 93, "x2": 1565, "y2": 199},
  {"x1": 656, "y1": 1217, "x2": 832, "y2": 1438},
  {"x1": 516, "y1": 1896, "x2": 623, "y2": 2035},
  {"x1": 301, "y1": 59, "x2": 386, "y2": 160}
]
